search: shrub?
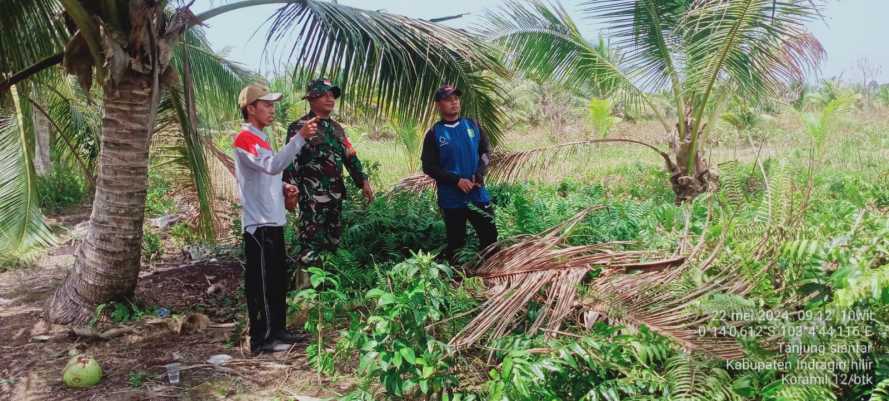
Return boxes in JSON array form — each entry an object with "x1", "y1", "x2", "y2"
[
  {"x1": 338, "y1": 191, "x2": 446, "y2": 265},
  {"x1": 169, "y1": 222, "x2": 198, "y2": 247},
  {"x1": 37, "y1": 167, "x2": 86, "y2": 213},
  {"x1": 340, "y1": 253, "x2": 478, "y2": 399},
  {"x1": 141, "y1": 229, "x2": 162, "y2": 263},
  {"x1": 145, "y1": 169, "x2": 176, "y2": 217}
]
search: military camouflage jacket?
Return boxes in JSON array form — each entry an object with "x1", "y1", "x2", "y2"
[{"x1": 282, "y1": 112, "x2": 367, "y2": 204}]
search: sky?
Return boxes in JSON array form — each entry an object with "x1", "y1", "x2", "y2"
[{"x1": 191, "y1": 0, "x2": 889, "y2": 84}]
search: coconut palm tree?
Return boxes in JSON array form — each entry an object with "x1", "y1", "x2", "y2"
[
  {"x1": 483, "y1": 0, "x2": 825, "y2": 203},
  {"x1": 1, "y1": 0, "x2": 507, "y2": 324},
  {"x1": 0, "y1": 0, "x2": 256, "y2": 324},
  {"x1": 1, "y1": 27, "x2": 246, "y2": 259}
]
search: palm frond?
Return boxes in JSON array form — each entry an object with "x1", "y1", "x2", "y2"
[
  {"x1": 581, "y1": 0, "x2": 688, "y2": 91},
  {"x1": 0, "y1": 102, "x2": 55, "y2": 257},
  {"x1": 150, "y1": 26, "x2": 251, "y2": 241},
  {"x1": 483, "y1": 0, "x2": 666, "y2": 129},
  {"x1": 20, "y1": 70, "x2": 102, "y2": 184},
  {"x1": 716, "y1": 161, "x2": 750, "y2": 210},
  {"x1": 772, "y1": 382, "x2": 836, "y2": 401},
  {"x1": 449, "y1": 208, "x2": 687, "y2": 350},
  {"x1": 683, "y1": 0, "x2": 824, "y2": 127},
  {"x1": 40, "y1": 76, "x2": 102, "y2": 179},
  {"x1": 802, "y1": 94, "x2": 853, "y2": 152},
  {"x1": 0, "y1": 0, "x2": 67, "y2": 82},
  {"x1": 162, "y1": 85, "x2": 218, "y2": 242},
  {"x1": 171, "y1": 28, "x2": 256, "y2": 126},
  {"x1": 583, "y1": 245, "x2": 751, "y2": 360},
  {"x1": 587, "y1": 97, "x2": 615, "y2": 138},
  {"x1": 393, "y1": 137, "x2": 674, "y2": 192},
  {"x1": 264, "y1": 0, "x2": 509, "y2": 144},
  {"x1": 488, "y1": 138, "x2": 674, "y2": 183},
  {"x1": 391, "y1": 115, "x2": 422, "y2": 172},
  {"x1": 26, "y1": 96, "x2": 95, "y2": 186},
  {"x1": 449, "y1": 202, "x2": 758, "y2": 360},
  {"x1": 392, "y1": 173, "x2": 435, "y2": 193},
  {"x1": 581, "y1": 0, "x2": 689, "y2": 132}
]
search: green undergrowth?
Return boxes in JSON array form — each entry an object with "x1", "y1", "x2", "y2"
[{"x1": 276, "y1": 148, "x2": 889, "y2": 400}]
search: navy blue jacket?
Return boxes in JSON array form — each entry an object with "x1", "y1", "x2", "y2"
[{"x1": 421, "y1": 117, "x2": 491, "y2": 208}]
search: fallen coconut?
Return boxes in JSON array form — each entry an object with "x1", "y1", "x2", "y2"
[{"x1": 62, "y1": 355, "x2": 103, "y2": 388}]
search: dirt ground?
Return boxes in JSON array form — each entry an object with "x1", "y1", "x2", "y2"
[{"x1": 0, "y1": 211, "x2": 352, "y2": 401}]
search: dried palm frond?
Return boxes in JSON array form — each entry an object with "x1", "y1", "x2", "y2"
[
  {"x1": 486, "y1": 138, "x2": 673, "y2": 185},
  {"x1": 449, "y1": 207, "x2": 686, "y2": 350},
  {"x1": 584, "y1": 259, "x2": 750, "y2": 360},
  {"x1": 392, "y1": 137, "x2": 673, "y2": 192},
  {"x1": 392, "y1": 173, "x2": 436, "y2": 193},
  {"x1": 450, "y1": 206, "x2": 750, "y2": 360},
  {"x1": 204, "y1": 137, "x2": 234, "y2": 175}
]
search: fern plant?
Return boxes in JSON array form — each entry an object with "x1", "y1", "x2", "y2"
[
  {"x1": 871, "y1": 378, "x2": 889, "y2": 401},
  {"x1": 667, "y1": 353, "x2": 741, "y2": 401},
  {"x1": 484, "y1": 325, "x2": 748, "y2": 401}
]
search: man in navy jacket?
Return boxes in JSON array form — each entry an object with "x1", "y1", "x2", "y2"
[{"x1": 421, "y1": 84, "x2": 499, "y2": 263}]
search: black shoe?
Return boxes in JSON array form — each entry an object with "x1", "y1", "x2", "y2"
[
  {"x1": 251, "y1": 339, "x2": 292, "y2": 355},
  {"x1": 273, "y1": 329, "x2": 309, "y2": 344}
]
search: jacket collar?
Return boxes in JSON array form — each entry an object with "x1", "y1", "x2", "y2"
[
  {"x1": 242, "y1": 123, "x2": 268, "y2": 141},
  {"x1": 305, "y1": 110, "x2": 333, "y2": 122}
]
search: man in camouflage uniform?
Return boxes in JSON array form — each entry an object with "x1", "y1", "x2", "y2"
[{"x1": 283, "y1": 79, "x2": 374, "y2": 288}]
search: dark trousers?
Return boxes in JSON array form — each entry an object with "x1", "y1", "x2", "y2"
[
  {"x1": 442, "y1": 203, "x2": 499, "y2": 261},
  {"x1": 243, "y1": 226, "x2": 288, "y2": 350}
]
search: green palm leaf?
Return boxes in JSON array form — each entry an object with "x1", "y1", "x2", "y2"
[
  {"x1": 581, "y1": 0, "x2": 687, "y2": 92},
  {"x1": 172, "y1": 28, "x2": 257, "y2": 126},
  {"x1": 588, "y1": 97, "x2": 615, "y2": 138},
  {"x1": 871, "y1": 378, "x2": 889, "y2": 401},
  {"x1": 0, "y1": 0, "x2": 67, "y2": 80},
  {"x1": 581, "y1": 0, "x2": 690, "y2": 136},
  {"x1": 159, "y1": 86, "x2": 218, "y2": 241},
  {"x1": 153, "y1": 27, "x2": 254, "y2": 242},
  {"x1": 683, "y1": 0, "x2": 823, "y2": 128},
  {"x1": 0, "y1": 101, "x2": 55, "y2": 257},
  {"x1": 263, "y1": 0, "x2": 509, "y2": 144},
  {"x1": 27, "y1": 96, "x2": 96, "y2": 185},
  {"x1": 31, "y1": 73, "x2": 101, "y2": 181},
  {"x1": 483, "y1": 0, "x2": 668, "y2": 130},
  {"x1": 682, "y1": 0, "x2": 823, "y2": 173}
]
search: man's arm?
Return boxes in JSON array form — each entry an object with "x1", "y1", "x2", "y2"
[
  {"x1": 473, "y1": 120, "x2": 492, "y2": 184},
  {"x1": 235, "y1": 133, "x2": 305, "y2": 175},
  {"x1": 341, "y1": 132, "x2": 368, "y2": 188},
  {"x1": 237, "y1": 117, "x2": 318, "y2": 175},
  {"x1": 421, "y1": 128, "x2": 460, "y2": 185},
  {"x1": 282, "y1": 122, "x2": 301, "y2": 184}
]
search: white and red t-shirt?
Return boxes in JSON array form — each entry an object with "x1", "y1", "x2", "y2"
[{"x1": 233, "y1": 124, "x2": 305, "y2": 234}]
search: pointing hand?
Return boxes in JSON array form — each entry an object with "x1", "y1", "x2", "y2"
[{"x1": 299, "y1": 116, "x2": 320, "y2": 140}]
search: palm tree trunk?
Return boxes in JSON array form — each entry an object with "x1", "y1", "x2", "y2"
[
  {"x1": 32, "y1": 109, "x2": 52, "y2": 175},
  {"x1": 47, "y1": 72, "x2": 154, "y2": 324},
  {"x1": 668, "y1": 118, "x2": 716, "y2": 204}
]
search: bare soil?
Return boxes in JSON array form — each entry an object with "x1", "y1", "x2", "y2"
[{"x1": 0, "y1": 213, "x2": 352, "y2": 401}]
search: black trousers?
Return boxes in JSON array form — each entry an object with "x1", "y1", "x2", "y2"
[
  {"x1": 442, "y1": 203, "x2": 499, "y2": 261},
  {"x1": 243, "y1": 226, "x2": 288, "y2": 350}
]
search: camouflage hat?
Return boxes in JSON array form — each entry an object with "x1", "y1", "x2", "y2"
[{"x1": 303, "y1": 78, "x2": 342, "y2": 100}]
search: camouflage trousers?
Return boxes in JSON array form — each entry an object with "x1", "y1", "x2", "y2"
[{"x1": 290, "y1": 200, "x2": 343, "y2": 289}]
